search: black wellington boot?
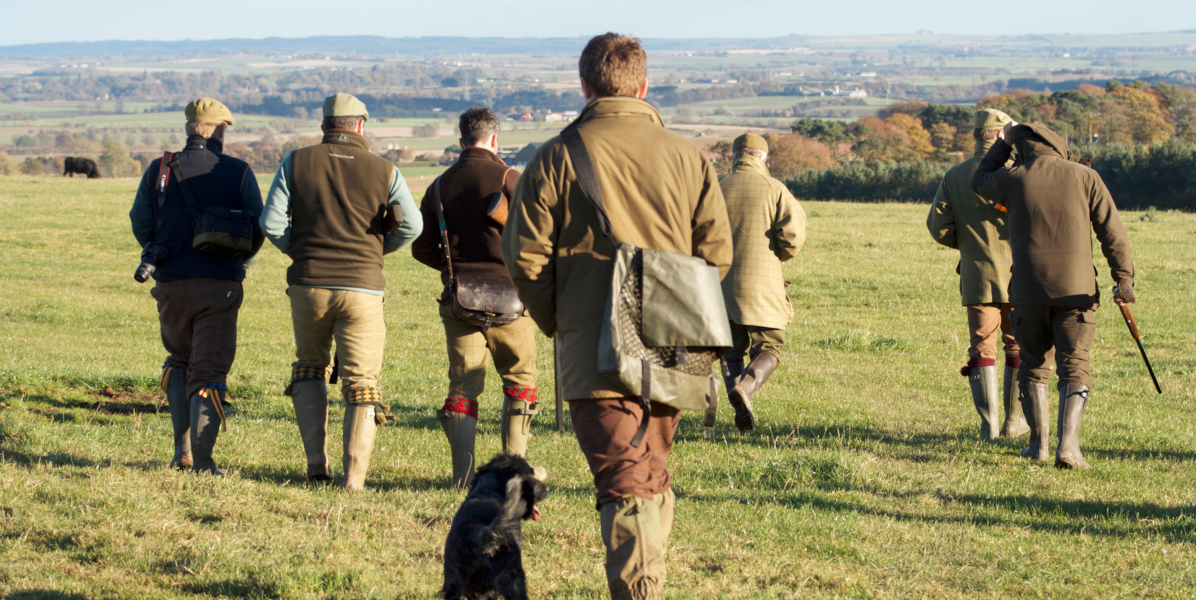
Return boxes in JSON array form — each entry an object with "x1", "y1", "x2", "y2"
[{"x1": 728, "y1": 353, "x2": 778, "y2": 432}]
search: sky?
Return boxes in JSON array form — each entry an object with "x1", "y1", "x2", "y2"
[{"x1": 0, "y1": 0, "x2": 1194, "y2": 46}]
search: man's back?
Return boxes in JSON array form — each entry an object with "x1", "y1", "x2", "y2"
[{"x1": 934, "y1": 153, "x2": 1012, "y2": 305}]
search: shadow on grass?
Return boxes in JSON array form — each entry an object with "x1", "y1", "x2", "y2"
[
  {"x1": 7, "y1": 592, "x2": 89, "y2": 600},
  {"x1": 20, "y1": 392, "x2": 162, "y2": 416}
]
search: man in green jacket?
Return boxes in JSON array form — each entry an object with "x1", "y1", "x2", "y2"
[
  {"x1": 502, "y1": 33, "x2": 732, "y2": 599},
  {"x1": 261, "y1": 94, "x2": 423, "y2": 489},
  {"x1": 971, "y1": 121, "x2": 1135, "y2": 469},
  {"x1": 716, "y1": 133, "x2": 806, "y2": 433},
  {"x1": 927, "y1": 108, "x2": 1029, "y2": 441}
]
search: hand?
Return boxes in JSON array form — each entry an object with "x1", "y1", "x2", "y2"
[
  {"x1": 1115, "y1": 280, "x2": 1136, "y2": 304},
  {"x1": 999, "y1": 120, "x2": 1018, "y2": 142}
]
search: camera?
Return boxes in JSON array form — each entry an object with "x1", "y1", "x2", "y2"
[{"x1": 134, "y1": 243, "x2": 169, "y2": 283}]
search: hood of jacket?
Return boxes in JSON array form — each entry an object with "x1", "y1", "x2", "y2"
[{"x1": 1011, "y1": 122, "x2": 1070, "y2": 161}]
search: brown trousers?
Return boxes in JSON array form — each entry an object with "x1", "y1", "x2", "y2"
[
  {"x1": 152, "y1": 278, "x2": 243, "y2": 398},
  {"x1": 723, "y1": 322, "x2": 785, "y2": 363},
  {"x1": 288, "y1": 286, "x2": 385, "y2": 393},
  {"x1": 571, "y1": 398, "x2": 681, "y2": 508},
  {"x1": 439, "y1": 304, "x2": 536, "y2": 400},
  {"x1": 966, "y1": 303, "x2": 1019, "y2": 360},
  {"x1": 1011, "y1": 305, "x2": 1097, "y2": 389}
]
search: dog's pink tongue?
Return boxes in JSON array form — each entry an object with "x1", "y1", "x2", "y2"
[{"x1": 532, "y1": 505, "x2": 541, "y2": 521}]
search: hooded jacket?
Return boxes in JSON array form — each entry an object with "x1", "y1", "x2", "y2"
[{"x1": 970, "y1": 122, "x2": 1133, "y2": 308}]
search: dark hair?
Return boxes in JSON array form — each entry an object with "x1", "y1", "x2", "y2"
[
  {"x1": 323, "y1": 116, "x2": 364, "y2": 130},
  {"x1": 579, "y1": 33, "x2": 647, "y2": 98},
  {"x1": 458, "y1": 107, "x2": 501, "y2": 146}
]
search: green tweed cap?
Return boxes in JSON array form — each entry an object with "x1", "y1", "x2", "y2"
[
  {"x1": 185, "y1": 98, "x2": 233, "y2": 126},
  {"x1": 323, "y1": 93, "x2": 369, "y2": 121},
  {"x1": 732, "y1": 133, "x2": 769, "y2": 153},
  {"x1": 974, "y1": 108, "x2": 1013, "y2": 130}
]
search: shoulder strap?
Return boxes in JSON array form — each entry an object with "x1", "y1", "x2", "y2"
[
  {"x1": 432, "y1": 176, "x2": 454, "y2": 279},
  {"x1": 561, "y1": 127, "x2": 617, "y2": 243},
  {"x1": 155, "y1": 152, "x2": 172, "y2": 208},
  {"x1": 167, "y1": 153, "x2": 200, "y2": 219}
]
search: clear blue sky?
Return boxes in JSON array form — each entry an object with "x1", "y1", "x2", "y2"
[{"x1": 0, "y1": 0, "x2": 1193, "y2": 45}]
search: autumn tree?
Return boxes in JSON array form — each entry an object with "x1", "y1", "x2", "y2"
[
  {"x1": 1111, "y1": 85, "x2": 1174, "y2": 146},
  {"x1": 1155, "y1": 83, "x2": 1196, "y2": 143},
  {"x1": 764, "y1": 133, "x2": 834, "y2": 179},
  {"x1": 886, "y1": 113, "x2": 935, "y2": 159}
]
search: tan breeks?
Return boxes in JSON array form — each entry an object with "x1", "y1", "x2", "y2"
[
  {"x1": 966, "y1": 303, "x2": 1018, "y2": 360},
  {"x1": 439, "y1": 304, "x2": 536, "y2": 399},
  {"x1": 289, "y1": 286, "x2": 385, "y2": 393}
]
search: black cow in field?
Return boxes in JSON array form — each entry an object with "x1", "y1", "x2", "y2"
[{"x1": 63, "y1": 157, "x2": 100, "y2": 178}]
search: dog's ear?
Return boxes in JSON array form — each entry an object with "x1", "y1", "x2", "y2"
[{"x1": 502, "y1": 475, "x2": 526, "y2": 520}]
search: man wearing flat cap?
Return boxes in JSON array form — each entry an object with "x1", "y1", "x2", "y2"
[
  {"x1": 716, "y1": 133, "x2": 806, "y2": 433},
  {"x1": 130, "y1": 97, "x2": 265, "y2": 475},
  {"x1": 927, "y1": 108, "x2": 1030, "y2": 442},
  {"x1": 261, "y1": 93, "x2": 423, "y2": 489}
]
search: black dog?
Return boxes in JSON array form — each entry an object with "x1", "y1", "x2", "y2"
[{"x1": 442, "y1": 453, "x2": 548, "y2": 600}]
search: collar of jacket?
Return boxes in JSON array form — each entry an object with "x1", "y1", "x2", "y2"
[
  {"x1": 321, "y1": 129, "x2": 370, "y2": 151},
  {"x1": 731, "y1": 153, "x2": 770, "y2": 176},
  {"x1": 1011, "y1": 122, "x2": 1070, "y2": 161},
  {"x1": 185, "y1": 134, "x2": 223, "y2": 154},
  {"x1": 458, "y1": 146, "x2": 506, "y2": 165},
  {"x1": 575, "y1": 96, "x2": 665, "y2": 127}
]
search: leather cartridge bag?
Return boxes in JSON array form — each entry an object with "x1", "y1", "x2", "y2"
[
  {"x1": 432, "y1": 176, "x2": 523, "y2": 332},
  {"x1": 562, "y1": 126, "x2": 732, "y2": 447}
]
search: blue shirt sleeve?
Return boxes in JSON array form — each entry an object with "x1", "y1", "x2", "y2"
[
  {"x1": 261, "y1": 154, "x2": 293, "y2": 253},
  {"x1": 383, "y1": 166, "x2": 424, "y2": 254}
]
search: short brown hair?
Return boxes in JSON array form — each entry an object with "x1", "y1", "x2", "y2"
[
  {"x1": 973, "y1": 128, "x2": 1001, "y2": 141},
  {"x1": 185, "y1": 122, "x2": 223, "y2": 139},
  {"x1": 578, "y1": 33, "x2": 647, "y2": 98},
  {"x1": 459, "y1": 107, "x2": 501, "y2": 146},
  {"x1": 324, "y1": 116, "x2": 364, "y2": 130}
]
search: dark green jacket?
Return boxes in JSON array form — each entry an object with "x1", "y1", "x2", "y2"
[{"x1": 970, "y1": 123, "x2": 1134, "y2": 308}]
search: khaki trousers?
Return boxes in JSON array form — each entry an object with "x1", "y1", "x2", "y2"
[
  {"x1": 439, "y1": 304, "x2": 536, "y2": 399},
  {"x1": 152, "y1": 278, "x2": 243, "y2": 398},
  {"x1": 288, "y1": 286, "x2": 385, "y2": 393},
  {"x1": 966, "y1": 303, "x2": 1019, "y2": 360},
  {"x1": 1012, "y1": 305, "x2": 1097, "y2": 390},
  {"x1": 723, "y1": 322, "x2": 786, "y2": 363}
]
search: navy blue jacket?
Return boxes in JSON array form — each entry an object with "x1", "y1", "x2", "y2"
[{"x1": 130, "y1": 136, "x2": 264, "y2": 282}]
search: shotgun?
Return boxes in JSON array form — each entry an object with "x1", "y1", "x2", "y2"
[{"x1": 1113, "y1": 285, "x2": 1162, "y2": 394}]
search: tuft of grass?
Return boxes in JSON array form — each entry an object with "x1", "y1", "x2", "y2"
[{"x1": 1, "y1": 176, "x2": 1195, "y2": 598}]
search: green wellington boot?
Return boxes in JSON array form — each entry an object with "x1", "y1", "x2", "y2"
[
  {"x1": 728, "y1": 353, "x2": 778, "y2": 433},
  {"x1": 163, "y1": 368, "x2": 192, "y2": 469},
  {"x1": 437, "y1": 401, "x2": 478, "y2": 488},
  {"x1": 291, "y1": 379, "x2": 331, "y2": 481},
  {"x1": 342, "y1": 403, "x2": 378, "y2": 490},
  {"x1": 1056, "y1": 384, "x2": 1092, "y2": 470},
  {"x1": 500, "y1": 388, "x2": 539, "y2": 457},
  {"x1": 1000, "y1": 363, "x2": 1030, "y2": 437},
  {"x1": 601, "y1": 496, "x2": 668, "y2": 600},
  {"x1": 968, "y1": 364, "x2": 1001, "y2": 440},
  {"x1": 190, "y1": 389, "x2": 227, "y2": 475},
  {"x1": 1019, "y1": 382, "x2": 1051, "y2": 461}
]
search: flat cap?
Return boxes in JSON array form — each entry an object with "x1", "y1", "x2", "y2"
[
  {"x1": 323, "y1": 93, "x2": 369, "y2": 120},
  {"x1": 185, "y1": 98, "x2": 233, "y2": 126},
  {"x1": 974, "y1": 108, "x2": 1013, "y2": 130},
  {"x1": 733, "y1": 133, "x2": 769, "y2": 154}
]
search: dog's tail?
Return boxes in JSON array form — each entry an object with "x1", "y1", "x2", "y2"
[{"x1": 472, "y1": 475, "x2": 526, "y2": 556}]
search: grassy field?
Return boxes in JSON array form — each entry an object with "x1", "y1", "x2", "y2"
[{"x1": 1, "y1": 176, "x2": 1194, "y2": 599}]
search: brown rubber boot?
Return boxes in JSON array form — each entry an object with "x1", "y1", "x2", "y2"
[
  {"x1": 500, "y1": 387, "x2": 538, "y2": 457},
  {"x1": 290, "y1": 379, "x2": 331, "y2": 481},
  {"x1": 706, "y1": 359, "x2": 743, "y2": 437},
  {"x1": 163, "y1": 368, "x2": 192, "y2": 470},
  {"x1": 728, "y1": 352, "x2": 778, "y2": 432},
  {"x1": 1001, "y1": 363, "x2": 1030, "y2": 437},
  {"x1": 437, "y1": 398, "x2": 478, "y2": 488},
  {"x1": 968, "y1": 365, "x2": 1001, "y2": 440},
  {"x1": 600, "y1": 497, "x2": 667, "y2": 600},
  {"x1": 1056, "y1": 384, "x2": 1092, "y2": 470},
  {"x1": 342, "y1": 403, "x2": 378, "y2": 491},
  {"x1": 190, "y1": 389, "x2": 227, "y2": 476},
  {"x1": 1019, "y1": 382, "x2": 1051, "y2": 461}
]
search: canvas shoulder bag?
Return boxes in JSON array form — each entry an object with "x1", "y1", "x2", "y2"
[
  {"x1": 433, "y1": 175, "x2": 524, "y2": 333},
  {"x1": 160, "y1": 151, "x2": 254, "y2": 260},
  {"x1": 561, "y1": 126, "x2": 732, "y2": 447}
]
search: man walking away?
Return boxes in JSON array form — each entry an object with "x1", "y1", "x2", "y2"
[
  {"x1": 130, "y1": 98, "x2": 264, "y2": 475},
  {"x1": 927, "y1": 108, "x2": 1029, "y2": 441},
  {"x1": 718, "y1": 133, "x2": 806, "y2": 433},
  {"x1": 971, "y1": 120, "x2": 1135, "y2": 469},
  {"x1": 412, "y1": 107, "x2": 538, "y2": 488},
  {"x1": 261, "y1": 93, "x2": 423, "y2": 489},
  {"x1": 502, "y1": 33, "x2": 732, "y2": 599}
]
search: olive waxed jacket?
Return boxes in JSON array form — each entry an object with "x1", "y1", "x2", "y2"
[
  {"x1": 970, "y1": 123, "x2": 1134, "y2": 308},
  {"x1": 719, "y1": 153, "x2": 806, "y2": 329},
  {"x1": 501, "y1": 97, "x2": 733, "y2": 400},
  {"x1": 926, "y1": 138, "x2": 1013, "y2": 305}
]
